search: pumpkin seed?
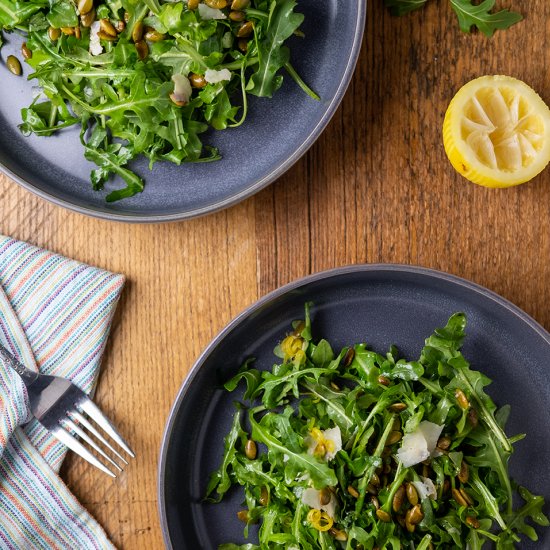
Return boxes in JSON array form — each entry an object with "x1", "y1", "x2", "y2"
[
  {"x1": 405, "y1": 519, "x2": 415, "y2": 533},
  {"x1": 407, "y1": 504, "x2": 424, "y2": 525},
  {"x1": 21, "y1": 43, "x2": 32, "y2": 60},
  {"x1": 329, "y1": 528, "x2": 347, "y2": 541},
  {"x1": 98, "y1": 30, "x2": 117, "y2": 41},
  {"x1": 452, "y1": 487, "x2": 468, "y2": 507},
  {"x1": 145, "y1": 29, "x2": 165, "y2": 42},
  {"x1": 237, "y1": 510, "x2": 249, "y2": 522},
  {"x1": 376, "y1": 509, "x2": 391, "y2": 522},
  {"x1": 347, "y1": 485, "x2": 359, "y2": 499},
  {"x1": 231, "y1": 0, "x2": 249, "y2": 9},
  {"x1": 370, "y1": 495, "x2": 380, "y2": 509},
  {"x1": 205, "y1": 0, "x2": 227, "y2": 7},
  {"x1": 386, "y1": 430, "x2": 402, "y2": 445},
  {"x1": 455, "y1": 388, "x2": 470, "y2": 409},
  {"x1": 406, "y1": 483, "x2": 418, "y2": 506},
  {"x1": 74, "y1": 26, "x2": 81, "y2": 39},
  {"x1": 366, "y1": 483, "x2": 378, "y2": 495},
  {"x1": 188, "y1": 0, "x2": 199, "y2": 8},
  {"x1": 458, "y1": 460, "x2": 469, "y2": 483},
  {"x1": 169, "y1": 93, "x2": 185, "y2": 107},
  {"x1": 6, "y1": 55, "x2": 22, "y2": 76},
  {"x1": 135, "y1": 40, "x2": 148, "y2": 59},
  {"x1": 237, "y1": 38, "x2": 248, "y2": 52},
  {"x1": 437, "y1": 435, "x2": 451, "y2": 450},
  {"x1": 259, "y1": 486, "x2": 269, "y2": 506},
  {"x1": 341, "y1": 348, "x2": 355, "y2": 367},
  {"x1": 392, "y1": 485, "x2": 405, "y2": 512},
  {"x1": 132, "y1": 21, "x2": 144, "y2": 42},
  {"x1": 61, "y1": 27, "x2": 75, "y2": 35},
  {"x1": 244, "y1": 439, "x2": 257, "y2": 460},
  {"x1": 77, "y1": 0, "x2": 93, "y2": 15},
  {"x1": 378, "y1": 375, "x2": 390, "y2": 386},
  {"x1": 48, "y1": 27, "x2": 61, "y2": 41},
  {"x1": 388, "y1": 402, "x2": 407, "y2": 412},
  {"x1": 100, "y1": 18, "x2": 117, "y2": 37},
  {"x1": 189, "y1": 73, "x2": 207, "y2": 88},
  {"x1": 81, "y1": 9, "x2": 96, "y2": 27},
  {"x1": 319, "y1": 488, "x2": 331, "y2": 506},
  {"x1": 229, "y1": 10, "x2": 246, "y2": 21},
  {"x1": 466, "y1": 515, "x2": 480, "y2": 529},
  {"x1": 236, "y1": 20, "x2": 254, "y2": 38},
  {"x1": 115, "y1": 20, "x2": 125, "y2": 33}
]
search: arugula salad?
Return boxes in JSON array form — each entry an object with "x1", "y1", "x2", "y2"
[
  {"x1": 207, "y1": 307, "x2": 549, "y2": 549},
  {"x1": 0, "y1": 0, "x2": 315, "y2": 201}
]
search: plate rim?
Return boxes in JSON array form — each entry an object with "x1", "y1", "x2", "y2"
[
  {"x1": 0, "y1": 1, "x2": 366, "y2": 223},
  {"x1": 157, "y1": 263, "x2": 550, "y2": 549}
]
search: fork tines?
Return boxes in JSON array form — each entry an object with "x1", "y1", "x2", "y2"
[{"x1": 51, "y1": 397, "x2": 135, "y2": 478}]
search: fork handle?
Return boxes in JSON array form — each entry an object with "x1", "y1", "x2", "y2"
[{"x1": 0, "y1": 343, "x2": 39, "y2": 386}]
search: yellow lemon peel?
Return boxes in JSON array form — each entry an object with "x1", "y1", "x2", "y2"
[
  {"x1": 443, "y1": 75, "x2": 550, "y2": 188},
  {"x1": 281, "y1": 335, "x2": 304, "y2": 360},
  {"x1": 306, "y1": 509, "x2": 333, "y2": 531}
]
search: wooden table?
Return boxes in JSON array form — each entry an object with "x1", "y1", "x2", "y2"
[{"x1": 1, "y1": 1, "x2": 549, "y2": 548}]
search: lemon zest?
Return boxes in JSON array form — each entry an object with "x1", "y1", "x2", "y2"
[
  {"x1": 281, "y1": 335, "x2": 304, "y2": 361},
  {"x1": 306, "y1": 509, "x2": 333, "y2": 531}
]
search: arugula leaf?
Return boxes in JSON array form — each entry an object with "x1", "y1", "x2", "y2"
[
  {"x1": 505, "y1": 486, "x2": 550, "y2": 541},
  {"x1": 247, "y1": 0, "x2": 304, "y2": 97},
  {"x1": 206, "y1": 408, "x2": 247, "y2": 501},
  {"x1": 385, "y1": 0, "x2": 522, "y2": 36},
  {"x1": 450, "y1": 0, "x2": 523, "y2": 37},
  {"x1": 249, "y1": 410, "x2": 337, "y2": 489}
]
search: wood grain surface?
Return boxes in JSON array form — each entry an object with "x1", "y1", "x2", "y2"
[{"x1": 1, "y1": 1, "x2": 550, "y2": 548}]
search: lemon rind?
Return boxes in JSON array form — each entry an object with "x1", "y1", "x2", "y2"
[{"x1": 443, "y1": 75, "x2": 550, "y2": 188}]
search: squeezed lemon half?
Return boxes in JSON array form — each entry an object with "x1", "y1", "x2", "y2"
[{"x1": 443, "y1": 76, "x2": 550, "y2": 188}]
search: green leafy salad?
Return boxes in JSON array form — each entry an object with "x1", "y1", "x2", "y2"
[
  {"x1": 207, "y1": 306, "x2": 549, "y2": 549},
  {"x1": 0, "y1": 0, "x2": 315, "y2": 201}
]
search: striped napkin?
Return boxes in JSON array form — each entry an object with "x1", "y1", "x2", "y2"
[{"x1": 0, "y1": 235, "x2": 124, "y2": 549}]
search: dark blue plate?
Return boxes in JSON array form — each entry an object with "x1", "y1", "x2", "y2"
[
  {"x1": 158, "y1": 265, "x2": 550, "y2": 549},
  {"x1": 0, "y1": 1, "x2": 365, "y2": 222}
]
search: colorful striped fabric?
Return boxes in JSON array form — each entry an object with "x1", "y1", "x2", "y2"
[{"x1": 0, "y1": 235, "x2": 124, "y2": 549}]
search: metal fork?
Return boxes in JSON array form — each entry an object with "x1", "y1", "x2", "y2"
[{"x1": 0, "y1": 343, "x2": 134, "y2": 477}]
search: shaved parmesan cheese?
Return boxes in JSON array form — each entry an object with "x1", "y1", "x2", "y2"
[
  {"x1": 305, "y1": 426, "x2": 342, "y2": 462},
  {"x1": 171, "y1": 74, "x2": 192, "y2": 105},
  {"x1": 396, "y1": 429, "x2": 429, "y2": 467},
  {"x1": 89, "y1": 21, "x2": 103, "y2": 56},
  {"x1": 198, "y1": 3, "x2": 226, "y2": 19},
  {"x1": 418, "y1": 421, "x2": 444, "y2": 454},
  {"x1": 301, "y1": 488, "x2": 338, "y2": 518},
  {"x1": 396, "y1": 421, "x2": 444, "y2": 467},
  {"x1": 412, "y1": 477, "x2": 437, "y2": 500},
  {"x1": 205, "y1": 68, "x2": 232, "y2": 84},
  {"x1": 322, "y1": 427, "x2": 342, "y2": 460}
]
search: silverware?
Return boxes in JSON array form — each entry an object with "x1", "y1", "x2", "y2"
[{"x1": 0, "y1": 343, "x2": 134, "y2": 477}]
